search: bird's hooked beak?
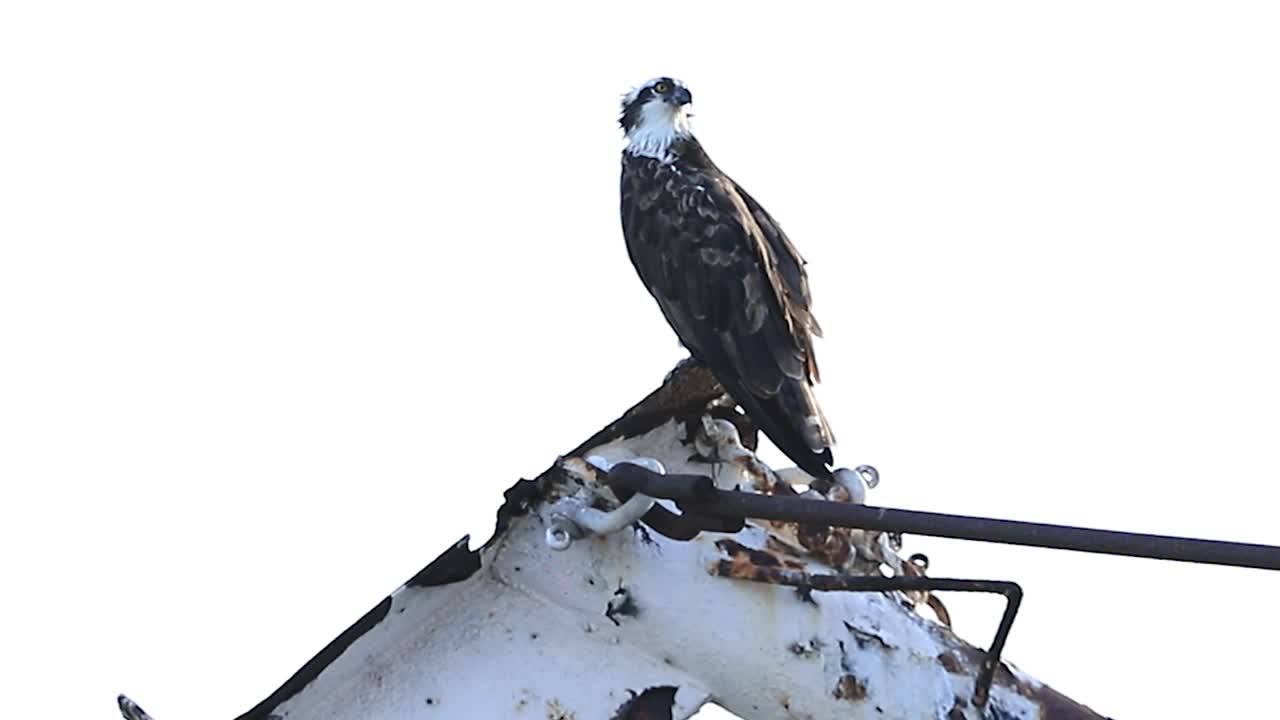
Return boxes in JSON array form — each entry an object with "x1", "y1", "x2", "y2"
[{"x1": 670, "y1": 86, "x2": 693, "y2": 107}]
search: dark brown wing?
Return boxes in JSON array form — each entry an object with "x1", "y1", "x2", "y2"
[
  {"x1": 734, "y1": 185, "x2": 825, "y2": 381},
  {"x1": 621, "y1": 153, "x2": 833, "y2": 478}
]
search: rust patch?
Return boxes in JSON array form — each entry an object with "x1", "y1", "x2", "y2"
[
  {"x1": 716, "y1": 538, "x2": 782, "y2": 567},
  {"x1": 1029, "y1": 682, "x2": 1111, "y2": 719},
  {"x1": 567, "y1": 361, "x2": 737, "y2": 457},
  {"x1": 545, "y1": 698, "x2": 576, "y2": 720},
  {"x1": 937, "y1": 640, "x2": 1110, "y2": 718},
  {"x1": 764, "y1": 536, "x2": 811, "y2": 570},
  {"x1": 763, "y1": 527, "x2": 791, "y2": 549},
  {"x1": 937, "y1": 651, "x2": 966, "y2": 674},
  {"x1": 950, "y1": 644, "x2": 1020, "y2": 692},
  {"x1": 796, "y1": 522, "x2": 853, "y2": 568},
  {"x1": 832, "y1": 674, "x2": 868, "y2": 701},
  {"x1": 713, "y1": 540, "x2": 821, "y2": 585},
  {"x1": 710, "y1": 554, "x2": 881, "y2": 594},
  {"x1": 927, "y1": 593, "x2": 953, "y2": 627},
  {"x1": 894, "y1": 550, "x2": 938, "y2": 613}
]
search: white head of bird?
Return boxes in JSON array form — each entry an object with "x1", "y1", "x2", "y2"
[{"x1": 620, "y1": 77, "x2": 693, "y2": 162}]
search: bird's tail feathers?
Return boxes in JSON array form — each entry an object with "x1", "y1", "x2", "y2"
[
  {"x1": 784, "y1": 379, "x2": 836, "y2": 450},
  {"x1": 725, "y1": 376, "x2": 834, "y2": 481}
]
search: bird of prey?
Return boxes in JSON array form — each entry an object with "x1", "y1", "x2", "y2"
[{"x1": 618, "y1": 76, "x2": 836, "y2": 481}]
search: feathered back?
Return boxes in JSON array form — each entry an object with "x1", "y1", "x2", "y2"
[{"x1": 620, "y1": 139, "x2": 834, "y2": 478}]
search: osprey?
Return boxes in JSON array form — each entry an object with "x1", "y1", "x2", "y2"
[{"x1": 619, "y1": 77, "x2": 836, "y2": 481}]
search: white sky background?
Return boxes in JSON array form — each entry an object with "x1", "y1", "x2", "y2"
[{"x1": 2, "y1": 2, "x2": 1278, "y2": 718}]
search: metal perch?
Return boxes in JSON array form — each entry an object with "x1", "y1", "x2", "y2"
[{"x1": 116, "y1": 363, "x2": 1277, "y2": 720}]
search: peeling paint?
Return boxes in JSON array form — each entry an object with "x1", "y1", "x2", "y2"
[
  {"x1": 832, "y1": 674, "x2": 868, "y2": 701},
  {"x1": 606, "y1": 586, "x2": 639, "y2": 625},
  {"x1": 609, "y1": 686, "x2": 678, "y2": 720},
  {"x1": 788, "y1": 637, "x2": 824, "y2": 658},
  {"x1": 545, "y1": 698, "x2": 576, "y2": 720},
  {"x1": 407, "y1": 536, "x2": 481, "y2": 587},
  {"x1": 845, "y1": 621, "x2": 894, "y2": 651},
  {"x1": 937, "y1": 651, "x2": 965, "y2": 674}
]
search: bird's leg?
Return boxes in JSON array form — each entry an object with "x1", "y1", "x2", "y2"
[
  {"x1": 684, "y1": 447, "x2": 721, "y2": 476},
  {"x1": 686, "y1": 414, "x2": 723, "y2": 467}
]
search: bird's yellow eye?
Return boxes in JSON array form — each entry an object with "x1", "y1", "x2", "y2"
[{"x1": 654, "y1": 81, "x2": 671, "y2": 94}]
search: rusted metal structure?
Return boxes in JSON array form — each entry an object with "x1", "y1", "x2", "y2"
[{"x1": 118, "y1": 364, "x2": 1277, "y2": 719}]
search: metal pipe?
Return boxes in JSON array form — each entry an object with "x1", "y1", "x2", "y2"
[
  {"x1": 681, "y1": 492, "x2": 1280, "y2": 570},
  {"x1": 603, "y1": 463, "x2": 1280, "y2": 571}
]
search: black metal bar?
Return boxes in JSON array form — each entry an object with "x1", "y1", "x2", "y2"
[
  {"x1": 603, "y1": 464, "x2": 729, "y2": 540},
  {"x1": 880, "y1": 577, "x2": 1022, "y2": 708},
  {"x1": 681, "y1": 492, "x2": 1280, "y2": 570},
  {"x1": 606, "y1": 463, "x2": 1280, "y2": 571},
  {"x1": 605, "y1": 463, "x2": 717, "y2": 503},
  {"x1": 634, "y1": 504, "x2": 743, "y2": 540},
  {"x1": 631, "y1": 505, "x2": 701, "y2": 541},
  {"x1": 710, "y1": 560, "x2": 1021, "y2": 706}
]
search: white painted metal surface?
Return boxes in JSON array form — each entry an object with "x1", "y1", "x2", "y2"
[{"x1": 119, "y1": 369, "x2": 1102, "y2": 720}]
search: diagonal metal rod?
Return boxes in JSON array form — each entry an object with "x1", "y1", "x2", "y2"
[{"x1": 605, "y1": 464, "x2": 1280, "y2": 571}]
